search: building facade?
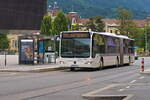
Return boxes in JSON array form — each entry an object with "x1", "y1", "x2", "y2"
[
  {"x1": 0, "y1": 0, "x2": 47, "y2": 30},
  {"x1": 7, "y1": 30, "x2": 39, "y2": 52},
  {"x1": 102, "y1": 19, "x2": 120, "y2": 34}
]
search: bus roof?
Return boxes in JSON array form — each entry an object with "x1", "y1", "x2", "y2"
[
  {"x1": 61, "y1": 31, "x2": 134, "y2": 40},
  {"x1": 92, "y1": 32, "x2": 134, "y2": 40}
]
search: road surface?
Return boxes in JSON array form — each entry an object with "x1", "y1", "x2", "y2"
[{"x1": 0, "y1": 57, "x2": 149, "y2": 100}]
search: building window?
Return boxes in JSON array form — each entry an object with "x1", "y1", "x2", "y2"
[
  {"x1": 15, "y1": 40, "x2": 18, "y2": 48},
  {"x1": 12, "y1": 40, "x2": 18, "y2": 48},
  {"x1": 115, "y1": 30, "x2": 118, "y2": 34},
  {"x1": 110, "y1": 30, "x2": 113, "y2": 33}
]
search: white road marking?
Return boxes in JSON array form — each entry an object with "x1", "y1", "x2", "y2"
[
  {"x1": 82, "y1": 84, "x2": 117, "y2": 97},
  {"x1": 139, "y1": 76, "x2": 144, "y2": 79},
  {"x1": 0, "y1": 73, "x2": 17, "y2": 76},
  {"x1": 118, "y1": 89, "x2": 125, "y2": 92},
  {"x1": 126, "y1": 86, "x2": 130, "y2": 89},
  {"x1": 130, "y1": 80, "x2": 137, "y2": 84}
]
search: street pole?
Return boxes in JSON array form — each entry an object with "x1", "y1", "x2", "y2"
[
  {"x1": 4, "y1": 50, "x2": 7, "y2": 66},
  {"x1": 145, "y1": 25, "x2": 148, "y2": 53}
]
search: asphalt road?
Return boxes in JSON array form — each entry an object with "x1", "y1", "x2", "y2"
[{"x1": 0, "y1": 57, "x2": 149, "y2": 100}]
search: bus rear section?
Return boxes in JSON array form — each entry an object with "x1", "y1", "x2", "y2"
[{"x1": 122, "y1": 39, "x2": 135, "y2": 65}]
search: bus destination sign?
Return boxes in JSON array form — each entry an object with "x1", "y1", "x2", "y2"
[{"x1": 62, "y1": 33, "x2": 90, "y2": 38}]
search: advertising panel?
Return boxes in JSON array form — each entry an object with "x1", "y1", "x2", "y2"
[{"x1": 20, "y1": 39, "x2": 34, "y2": 63}]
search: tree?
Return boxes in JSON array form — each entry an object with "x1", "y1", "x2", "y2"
[
  {"x1": 52, "y1": 11, "x2": 69, "y2": 35},
  {"x1": 86, "y1": 16, "x2": 105, "y2": 32},
  {"x1": 71, "y1": 24, "x2": 80, "y2": 31},
  {"x1": 117, "y1": 7, "x2": 134, "y2": 37},
  {"x1": 130, "y1": 26, "x2": 145, "y2": 48},
  {"x1": 144, "y1": 26, "x2": 150, "y2": 50},
  {"x1": 0, "y1": 34, "x2": 9, "y2": 50},
  {"x1": 40, "y1": 15, "x2": 52, "y2": 36}
]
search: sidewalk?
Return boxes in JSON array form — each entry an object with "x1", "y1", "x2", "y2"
[
  {"x1": 0, "y1": 55, "x2": 65, "y2": 72},
  {"x1": 0, "y1": 64, "x2": 64, "y2": 72},
  {"x1": 140, "y1": 69, "x2": 150, "y2": 75}
]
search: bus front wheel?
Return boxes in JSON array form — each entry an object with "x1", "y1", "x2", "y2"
[
  {"x1": 99, "y1": 61, "x2": 103, "y2": 70},
  {"x1": 116, "y1": 57, "x2": 119, "y2": 67},
  {"x1": 70, "y1": 67, "x2": 75, "y2": 71}
]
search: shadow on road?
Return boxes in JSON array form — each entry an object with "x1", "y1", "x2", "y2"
[{"x1": 62, "y1": 65, "x2": 129, "y2": 72}]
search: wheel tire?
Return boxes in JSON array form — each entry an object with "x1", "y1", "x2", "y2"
[
  {"x1": 129, "y1": 57, "x2": 131, "y2": 65},
  {"x1": 70, "y1": 67, "x2": 75, "y2": 71},
  {"x1": 116, "y1": 59, "x2": 119, "y2": 67},
  {"x1": 99, "y1": 61, "x2": 103, "y2": 70}
]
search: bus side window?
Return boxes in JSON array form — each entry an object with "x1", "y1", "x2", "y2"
[
  {"x1": 92, "y1": 34, "x2": 105, "y2": 57},
  {"x1": 129, "y1": 40, "x2": 134, "y2": 54},
  {"x1": 123, "y1": 40, "x2": 129, "y2": 54},
  {"x1": 106, "y1": 37, "x2": 119, "y2": 54}
]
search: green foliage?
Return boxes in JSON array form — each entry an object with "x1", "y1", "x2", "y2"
[
  {"x1": 40, "y1": 11, "x2": 69, "y2": 36},
  {"x1": 130, "y1": 26, "x2": 145, "y2": 48},
  {"x1": 40, "y1": 15, "x2": 52, "y2": 36},
  {"x1": 145, "y1": 26, "x2": 150, "y2": 50},
  {"x1": 117, "y1": 8, "x2": 135, "y2": 37},
  {"x1": 71, "y1": 24, "x2": 80, "y2": 31},
  {"x1": 116, "y1": 7, "x2": 146, "y2": 49},
  {"x1": 86, "y1": 16, "x2": 105, "y2": 32},
  {"x1": 0, "y1": 34, "x2": 9, "y2": 50},
  {"x1": 48, "y1": 0, "x2": 150, "y2": 19},
  {"x1": 52, "y1": 11, "x2": 69, "y2": 35}
]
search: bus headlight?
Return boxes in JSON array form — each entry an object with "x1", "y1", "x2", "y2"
[
  {"x1": 60, "y1": 61, "x2": 64, "y2": 64},
  {"x1": 85, "y1": 61, "x2": 93, "y2": 64}
]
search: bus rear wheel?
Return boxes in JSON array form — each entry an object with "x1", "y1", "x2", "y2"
[
  {"x1": 116, "y1": 57, "x2": 119, "y2": 67},
  {"x1": 116, "y1": 59, "x2": 119, "y2": 67}
]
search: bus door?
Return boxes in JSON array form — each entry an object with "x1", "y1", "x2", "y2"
[{"x1": 120, "y1": 38, "x2": 124, "y2": 65}]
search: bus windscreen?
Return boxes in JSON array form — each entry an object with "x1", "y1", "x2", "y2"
[{"x1": 61, "y1": 32, "x2": 91, "y2": 58}]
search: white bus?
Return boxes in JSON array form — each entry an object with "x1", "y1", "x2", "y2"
[{"x1": 57, "y1": 31, "x2": 135, "y2": 71}]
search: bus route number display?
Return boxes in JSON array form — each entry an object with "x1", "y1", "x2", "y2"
[{"x1": 62, "y1": 33, "x2": 90, "y2": 38}]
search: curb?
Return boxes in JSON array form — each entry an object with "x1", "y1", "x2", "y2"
[
  {"x1": 82, "y1": 84, "x2": 133, "y2": 100},
  {"x1": 83, "y1": 95, "x2": 133, "y2": 100},
  {"x1": 0, "y1": 67, "x2": 67, "y2": 73},
  {"x1": 140, "y1": 71, "x2": 150, "y2": 75}
]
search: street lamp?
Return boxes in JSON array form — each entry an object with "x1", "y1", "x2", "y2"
[
  {"x1": 145, "y1": 16, "x2": 150, "y2": 53},
  {"x1": 145, "y1": 26, "x2": 148, "y2": 52}
]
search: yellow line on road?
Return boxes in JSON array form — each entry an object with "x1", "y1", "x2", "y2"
[{"x1": 82, "y1": 84, "x2": 118, "y2": 97}]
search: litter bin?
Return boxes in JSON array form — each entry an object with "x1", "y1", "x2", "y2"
[{"x1": 45, "y1": 52, "x2": 56, "y2": 63}]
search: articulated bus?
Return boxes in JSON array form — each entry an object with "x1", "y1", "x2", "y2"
[{"x1": 57, "y1": 31, "x2": 135, "y2": 71}]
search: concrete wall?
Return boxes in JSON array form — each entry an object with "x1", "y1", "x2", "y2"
[{"x1": 0, "y1": 55, "x2": 18, "y2": 67}]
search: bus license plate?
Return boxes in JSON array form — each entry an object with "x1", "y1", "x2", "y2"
[{"x1": 71, "y1": 65, "x2": 78, "y2": 67}]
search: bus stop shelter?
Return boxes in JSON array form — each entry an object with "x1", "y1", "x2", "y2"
[{"x1": 18, "y1": 34, "x2": 56, "y2": 65}]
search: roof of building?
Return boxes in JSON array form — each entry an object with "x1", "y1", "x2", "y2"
[
  {"x1": 102, "y1": 18, "x2": 147, "y2": 27},
  {"x1": 78, "y1": 18, "x2": 89, "y2": 24},
  {"x1": 133, "y1": 20, "x2": 146, "y2": 27},
  {"x1": 102, "y1": 19, "x2": 119, "y2": 24}
]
